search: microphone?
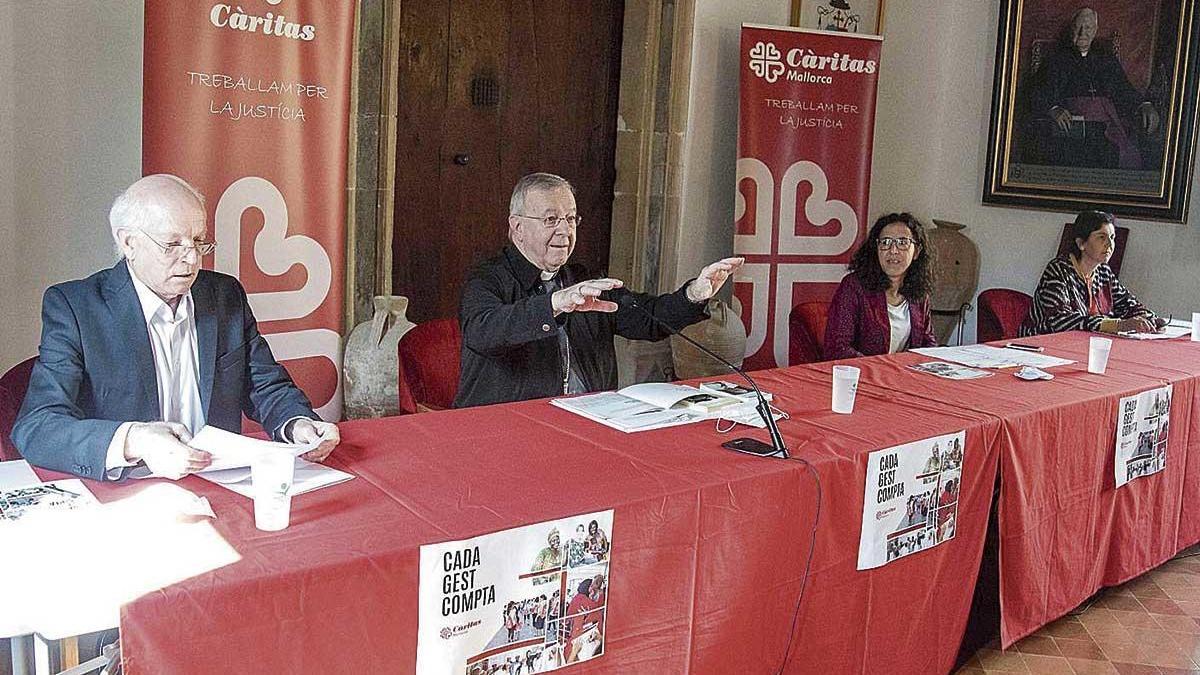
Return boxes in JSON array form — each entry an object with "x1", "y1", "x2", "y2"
[{"x1": 612, "y1": 291, "x2": 789, "y2": 459}]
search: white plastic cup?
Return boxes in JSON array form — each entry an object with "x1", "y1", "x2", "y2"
[
  {"x1": 832, "y1": 365, "x2": 861, "y2": 414},
  {"x1": 1088, "y1": 336, "x2": 1113, "y2": 375},
  {"x1": 251, "y1": 452, "x2": 295, "y2": 531},
  {"x1": 1192, "y1": 312, "x2": 1200, "y2": 342}
]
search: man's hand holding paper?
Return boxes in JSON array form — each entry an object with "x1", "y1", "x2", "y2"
[
  {"x1": 126, "y1": 422, "x2": 213, "y2": 480},
  {"x1": 289, "y1": 418, "x2": 341, "y2": 462},
  {"x1": 188, "y1": 425, "x2": 322, "y2": 473}
]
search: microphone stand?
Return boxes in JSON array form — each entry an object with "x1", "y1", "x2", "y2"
[{"x1": 620, "y1": 294, "x2": 789, "y2": 459}]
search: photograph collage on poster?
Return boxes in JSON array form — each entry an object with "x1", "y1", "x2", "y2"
[{"x1": 858, "y1": 431, "x2": 966, "y2": 570}]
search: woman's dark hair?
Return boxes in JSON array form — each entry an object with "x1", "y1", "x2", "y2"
[
  {"x1": 1066, "y1": 210, "x2": 1115, "y2": 260},
  {"x1": 848, "y1": 212, "x2": 935, "y2": 299}
]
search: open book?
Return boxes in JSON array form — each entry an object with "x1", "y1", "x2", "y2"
[{"x1": 550, "y1": 381, "x2": 771, "y2": 433}]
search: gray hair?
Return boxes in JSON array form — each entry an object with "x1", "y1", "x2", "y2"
[
  {"x1": 109, "y1": 174, "x2": 206, "y2": 255},
  {"x1": 509, "y1": 172, "x2": 574, "y2": 216}
]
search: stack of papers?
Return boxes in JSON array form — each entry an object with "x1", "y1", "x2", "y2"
[
  {"x1": 911, "y1": 345, "x2": 1075, "y2": 369},
  {"x1": 125, "y1": 426, "x2": 354, "y2": 496},
  {"x1": 198, "y1": 458, "x2": 354, "y2": 497},
  {"x1": 1115, "y1": 320, "x2": 1192, "y2": 340},
  {"x1": 187, "y1": 426, "x2": 353, "y2": 496}
]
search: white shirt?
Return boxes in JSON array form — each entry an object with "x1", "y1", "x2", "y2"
[
  {"x1": 104, "y1": 270, "x2": 205, "y2": 473},
  {"x1": 887, "y1": 299, "x2": 912, "y2": 354}
]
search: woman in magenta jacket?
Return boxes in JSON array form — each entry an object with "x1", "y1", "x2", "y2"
[{"x1": 823, "y1": 213, "x2": 937, "y2": 360}]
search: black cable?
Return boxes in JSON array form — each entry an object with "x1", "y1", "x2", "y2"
[{"x1": 774, "y1": 455, "x2": 823, "y2": 675}]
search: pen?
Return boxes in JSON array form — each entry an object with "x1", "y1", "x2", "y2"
[
  {"x1": 1005, "y1": 343, "x2": 1044, "y2": 353},
  {"x1": 44, "y1": 483, "x2": 79, "y2": 498}
]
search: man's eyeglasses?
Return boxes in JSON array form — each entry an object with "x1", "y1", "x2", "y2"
[
  {"x1": 515, "y1": 214, "x2": 582, "y2": 229},
  {"x1": 876, "y1": 237, "x2": 916, "y2": 251},
  {"x1": 140, "y1": 230, "x2": 216, "y2": 258}
]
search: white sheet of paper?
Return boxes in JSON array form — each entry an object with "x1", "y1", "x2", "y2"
[
  {"x1": 1114, "y1": 324, "x2": 1192, "y2": 340},
  {"x1": 196, "y1": 458, "x2": 353, "y2": 497},
  {"x1": 911, "y1": 345, "x2": 1074, "y2": 369},
  {"x1": 0, "y1": 460, "x2": 40, "y2": 491},
  {"x1": 190, "y1": 425, "x2": 320, "y2": 472},
  {"x1": 0, "y1": 481, "x2": 239, "y2": 640}
]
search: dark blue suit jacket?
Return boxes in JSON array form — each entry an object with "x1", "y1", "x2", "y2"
[{"x1": 13, "y1": 260, "x2": 317, "y2": 480}]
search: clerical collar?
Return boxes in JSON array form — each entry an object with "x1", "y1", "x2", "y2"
[{"x1": 540, "y1": 270, "x2": 557, "y2": 281}]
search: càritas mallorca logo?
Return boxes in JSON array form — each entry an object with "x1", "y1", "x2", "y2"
[
  {"x1": 748, "y1": 41, "x2": 878, "y2": 84},
  {"x1": 749, "y1": 42, "x2": 786, "y2": 83}
]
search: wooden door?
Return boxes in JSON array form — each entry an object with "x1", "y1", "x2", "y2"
[{"x1": 392, "y1": 0, "x2": 624, "y2": 323}]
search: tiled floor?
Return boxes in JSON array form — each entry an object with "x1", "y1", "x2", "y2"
[{"x1": 957, "y1": 546, "x2": 1200, "y2": 675}]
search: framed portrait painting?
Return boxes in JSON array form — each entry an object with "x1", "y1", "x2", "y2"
[
  {"x1": 790, "y1": 0, "x2": 885, "y2": 36},
  {"x1": 984, "y1": 1, "x2": 1200, "y2": 222}
]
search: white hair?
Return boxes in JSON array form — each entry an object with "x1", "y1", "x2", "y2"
[
  {"x1": 109, "y1": 174, "x2": 206, "y2": 256},
  {"x1": 509, "y1": 172, "x2": 574, "y2": 216}
]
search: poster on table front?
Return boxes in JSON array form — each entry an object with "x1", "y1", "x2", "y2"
[
  {"x1": 417, "y1": 510, "x2": 614, "y2": 675},
  {"x1": 1114, "y1": 385, "x2": 1172, "y2": 488},
  {"x1": 143, "y1": 1, "x2": 356, "y2": 420},
  {"x1": 733, "y1": 24, "x2": 882, "y2": 370},
  {"x1": 858, "y1": 431, "x2": 965, "y2": 570}
]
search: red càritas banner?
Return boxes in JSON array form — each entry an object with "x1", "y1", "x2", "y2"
[
  {"x1": 142, "y1": 0, "x2": 356, "y2": 420},
  {"x1": 733, "y1": 24, "x2": 882, "y2": 370}
]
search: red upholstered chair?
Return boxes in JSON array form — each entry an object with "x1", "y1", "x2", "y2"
[
  {"x1": 1057, "y1": 223, "x2": 1129, "y2": 278},
  {"x1": 975, "y1": 289, "x2": 1032, "y2": 344},
  {"x1": 397, "y1": 319, "x2": 462, "y2": 414},
  {"x1": 788, "y1": 302, "x2": 831, "y2": 365},
  {"x1": 0, "y1": 357, "x2": 37, "y2": 461}
]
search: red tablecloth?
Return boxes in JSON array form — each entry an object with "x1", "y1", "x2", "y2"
[
  {"x1": 56, "y1": 368, "x2": 1004, "y2": 675},
  {"x1": 32, "y1": 331, "x2": 1196, "y2": 672},
  {"x1": 842, "y1": 332, "x2": 1200, "y2": 645}
]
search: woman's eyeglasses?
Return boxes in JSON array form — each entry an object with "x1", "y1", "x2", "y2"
[{"x1": 876, "y1": 237, "x2": 915, "y2": 251}]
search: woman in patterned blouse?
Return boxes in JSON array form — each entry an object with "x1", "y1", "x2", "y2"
[{"x1": 1020, "y1": 210, "x2": 1164, "y2": 336}]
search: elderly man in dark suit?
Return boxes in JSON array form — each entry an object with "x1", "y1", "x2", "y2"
[{"x1": 13, "y1": 174, "x2": 339, "y2": 481}]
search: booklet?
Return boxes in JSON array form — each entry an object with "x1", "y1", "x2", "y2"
[{"x1": 550, "y1": 381, "x2": 770, "y2": 433}]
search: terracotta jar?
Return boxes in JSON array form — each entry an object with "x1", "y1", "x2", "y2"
[
  {"x1": 926, "y1": 219, "x2": 980, "y2": 345},
  {"x1": 343, "y1": 296, "x2": 416, "y2": 419}
]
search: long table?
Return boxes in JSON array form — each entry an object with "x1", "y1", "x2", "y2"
[
  {"x1": 11, "y1": 331, "x2": 1200, "y2": 673},
  {"x1": 845, "y1": 331, "x2": 1200, "y2": 644}
]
